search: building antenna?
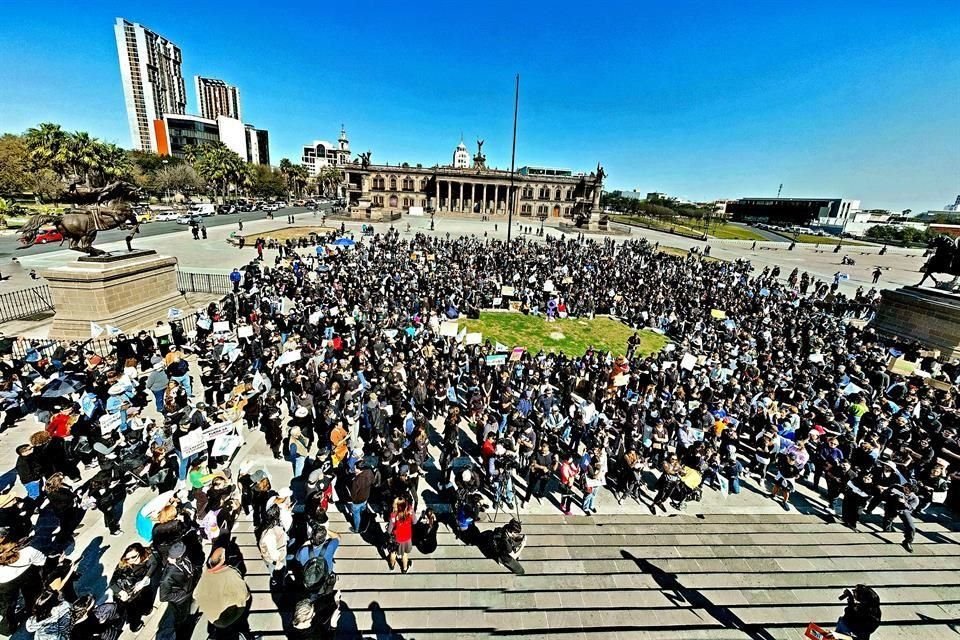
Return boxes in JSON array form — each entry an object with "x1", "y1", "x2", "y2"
[{"x1": 507, "y1": 74, "x2": 519, "y2": 248}]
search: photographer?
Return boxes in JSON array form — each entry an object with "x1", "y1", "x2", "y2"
[
  {"x1": 836, "y1": 585, "x2": 882, "y2": 640},
  {"x1": 521, "y1": 441, "x2": 557, "y2": 507},
  {"x1": 490, "y1": 518, "x2": 526, "y2": 575},
  {"x1": 488, "y1": 441, "x2": 518, "y2": 511}
]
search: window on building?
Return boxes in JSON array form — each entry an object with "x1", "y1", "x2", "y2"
[
  {"x1": 419, "y1": 179, "x2": 427, "y2": 190},
  {"x1": 389, "y1": 177, "x2": 397, "y2": 190},
  {"x1": 402, "y1": 178, "x2": 414, "y2": 191},
  {"x1": 373, "y1": 176, "x2": 385, "y2": 190},
  {"x1": 555, "y1": 189, "x2": 562, "y2": 200},
  {"x1": 566, "y1": 189, "x2": 572, "y2": 201}
]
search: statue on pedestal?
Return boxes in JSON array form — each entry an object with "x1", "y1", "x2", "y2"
[
  {"x1": 473, "y1": 139, "x2": 486, "y2": 170},
  {"x1": 918, "y1": 235, "x2": 960, "y2": 290},
  {"x1": 359, "y1": 151, "x2": 372, "y2": 169},
  {"x1": 18, "y1": 181, "x2": 142, "y2": 256}
]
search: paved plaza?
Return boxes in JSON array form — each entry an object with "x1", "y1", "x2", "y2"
[{"x1": 0, "y1": 214, "x2": 955, "y2": 640}]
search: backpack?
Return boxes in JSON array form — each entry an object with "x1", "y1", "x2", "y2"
[{"x1": 302, "y1": 544, "x2": 336, "y2": 593}]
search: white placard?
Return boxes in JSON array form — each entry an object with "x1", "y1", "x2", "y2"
[
  {"x1": 154, "y1": 325, "x2": 171, "y2": 338},
  {"x1": 328, "y1": 306, "x2": 340, "y2": 316},
  {"x1": 202, "y1": 421, "x2": 234, "y2": 441},
  {"x1": 308, "y1": 311, "x2": 322, "y2": 324},
  {"x1": 808, "y1": 353, "x2": 824, "y2": 363},
  {"x1": 276, "y1": 350, "x2": 301, "y2": 366},
  {"x1": 99, "y1": 412, "x2": 121, "y2": 434},
  {"x1": 213, "y1": 321, "x2": 230, "y2": 333},
  {"x1": 465, "y1": 332, "x2": 482, "y2": 345},
  {"x1": 680, "y1": 353, "x2": 698, "y2": 371},
  {"x1": 439, "y1": 321, "x2": 459, "y2": 337},
  {"x1": 178, "y1": 429, "x2": 206, "y2": 457},
  {"x1": 90, "y1": 322, "x2": 105, "y2": 338},
  {"x1": 211, "y1": 434, "x2": 243, "y2": 459},
  {"x1": 237, "y1": 325, "x2": 253, "y2": 339},
  {"x1": 501, "y1": 286, "x2": 515, "y2": 297}
]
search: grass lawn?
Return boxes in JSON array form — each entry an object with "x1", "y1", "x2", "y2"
[
  {"x1": 462, "y1": 312, "x2": 668, "y2": 357},
  {"x1": 706, "y1": 223, "x2": 767, "y2": 241}
]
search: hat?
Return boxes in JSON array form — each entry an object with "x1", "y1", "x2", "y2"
[
  {"x1": 168, "y1": 542, "x2": 187, "y2": 559},
  {"x1": 249, "y1": 469, "x2": 268, "y2": 484},
  {"x1": 295, "y1": 407, "x2": 309, "y2": 418},
  {"x1": 399, "y1": 464, "x2": 410, "y2": 475},
  {"x1": 107, "y1": 383, "x2": 127, "y2": 395},
  {"x1": 277, "y1": 488, "x2": 293, "y2": 500}
]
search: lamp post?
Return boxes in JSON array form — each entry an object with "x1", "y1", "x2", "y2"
[{"x1": 538, "y1": 211, "x2": 547, "y2": 236}]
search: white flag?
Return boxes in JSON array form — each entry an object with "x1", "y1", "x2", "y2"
[
  {"x1": 90, "y1": 322, "x2": 105, "y2": 338},
  {"x1": 105, "y1": 325, "x2": 122, "y2": 337}
]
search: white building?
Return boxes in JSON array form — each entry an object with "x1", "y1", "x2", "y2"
[
  {"x1": 453, "y1": 139, "x2": 469, "y2": 168},
  {"x1": 195, "y1": 76, "x2": 241, "y2": 120},
  {"x1": 301, "y1": 126, "x2": 351, "y2": 175},
  {"x1": 114, "y1": 18, "x2": 187, "y2": 152},
  {"x1": 156, "y1": 114, "x2": 268, "y2": 164}
]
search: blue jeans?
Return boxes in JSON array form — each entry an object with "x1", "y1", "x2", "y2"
[
  {"x1": 292, "y1": 455, "x2": 306, "y2": 478},
  {"x1": 173, "y1": 373, "x2": 191, "y2": 396},
  {"x1": 351, "y1": 500, "x2": 367, "y2": 532},
  {"x1": 582, "y1": 488, "x2": 598, "y2": 512},
  {"x1": 153, "y1": 389, "x2": 165, "y2": 413}
]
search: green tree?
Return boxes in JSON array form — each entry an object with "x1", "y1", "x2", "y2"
[
  {"x1": 153, "y1": 163, "x2": 201, "y2": 199},
  {"x1": 24, "y1": 122, "x2": 69, "y2": 178},
  {"x1": 189, "y1": 142, "x2": 246, "y2": 201},
  {"x1": 249, "y1": 164, "x2": 286, "y2": 198},
  {"x1": 32, "y1": 169, "x2": 63, "y2": 203},
  {"x1": 316, "y1": 165, "x2": 343, "y2": 197},
  {"x1": 0, "y1": 134, "x2": 30, "y2": 196}
]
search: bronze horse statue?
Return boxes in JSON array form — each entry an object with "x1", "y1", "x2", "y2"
[
  {"x1": 19, "y1": 181, "x2": 143, "y2": 256},
  {"x1": 20, "y1": 209, "x2": 140, "y2": 256},
  {"x1": 917, "y1": 235, "x2": 960, "y2": 289}
]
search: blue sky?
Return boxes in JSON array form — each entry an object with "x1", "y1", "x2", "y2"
[{"x1": 1, "y1": 0, "x2": 958, "y2": 212}]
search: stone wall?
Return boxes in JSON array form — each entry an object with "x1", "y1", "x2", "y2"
[{"x1": 871, "y1": 286, "x2": 960, "y2": 358}]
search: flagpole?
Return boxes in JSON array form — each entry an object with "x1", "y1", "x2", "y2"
[{"x1": 507, "y1": 74, "x2": 519, "y2": 248}]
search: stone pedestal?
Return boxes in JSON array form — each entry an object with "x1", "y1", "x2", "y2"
[
  {"x1": 40, "y1": 251, "x2": 185, "y2": 340},
  {"x1": 871, "y1": 286, "x2": 960, "y2": 358}
]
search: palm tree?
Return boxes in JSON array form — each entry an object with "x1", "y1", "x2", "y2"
[
  {"x1": 290, "y1": 165, "x2": 309, "y2": 198},
  {"x1": 65, "y1": 131, "x2": 100, "y2": 186},
  {"x1": 96, "y1": 142, "x2": 133, "y2": 185},
  {"x1": 24, "y1": 123, "x2": 69, "y2": 179},
  {"x1": 278, "y1": 158, "x2": 294, "y2": 197},
  {"x1": 316, "y1": 165, "x2": 343, "y2": 198}
]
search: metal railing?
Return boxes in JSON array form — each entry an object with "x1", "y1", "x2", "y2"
[
  {"x1": 176, "y1": 270, "x2": 234, "y2": 295},
  {"x1": 0, "y1": 284, "x2": 55, "y2": 323}
]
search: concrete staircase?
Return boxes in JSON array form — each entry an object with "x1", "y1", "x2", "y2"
[{"x1": 227, "y1": 510, "x2": 960, "y2": 640}]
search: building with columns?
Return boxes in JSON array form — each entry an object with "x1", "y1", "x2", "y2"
[{"x1": 343, "y1": 139, "x2": 602, "y2": 221}]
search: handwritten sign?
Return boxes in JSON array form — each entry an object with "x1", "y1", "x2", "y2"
[
  {"x1": 510, "y1": 347, "x2": 525, "y2": 362},
  {"x1": 211, "y1": 434, "x2": 243, "y2": 459},
  {"x1": 465, "y1": 332, "x2": 482, "y2": 345},
  {"x1": 680, "y1": 353, "x2": 698, "y2": 371},
  {"x1": 202, "y1": 421, "x2": 234, "y2": 442},
  {"x1": 237, "y1": 325, "x2": 253, "y2": 339},
  {"x1": 501, "y1": 285, "x2": 515, "y2": 297},
  {"x1": 212, "y1": 321, "x2": 231, "y2": 334},
  {"x1": 439, "y1": 321, "x2": 459, "y2": 337}
]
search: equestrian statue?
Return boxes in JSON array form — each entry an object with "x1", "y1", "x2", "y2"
[
  {"x1": 19, "y1": 181, "x2": 142, "y2": 256},
  {"x1": 917, "y1": 235, "x2": 960, "y2": 290}
]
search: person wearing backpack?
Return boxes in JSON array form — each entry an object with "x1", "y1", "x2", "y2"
[{"x1": 294, "y1": 526, "x2": 340, "y2": 596}]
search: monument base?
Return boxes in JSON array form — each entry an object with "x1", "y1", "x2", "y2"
[
  {"x1": 40, "y1": 253, "x2": 184, "y2": 340},
  {"x1": 871, "y1": 286, "x2": 960, "y2": 358}
]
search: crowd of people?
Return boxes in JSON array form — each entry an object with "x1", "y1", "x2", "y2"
[{"x1": 0, "y1": 227, "x2": 956, "y2": 639}]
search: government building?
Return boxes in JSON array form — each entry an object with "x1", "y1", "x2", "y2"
[{"x1": 337, "y1": 139, "x2": 603, "y2": 220}]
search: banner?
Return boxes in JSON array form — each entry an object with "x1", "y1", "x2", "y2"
[
  {"x1": 202, "y1": 421, "x2": 235, "y2": 441},
  {"x1": 485, "y1": 354, "x2": 507, "y2": 366},
  {"x1": 105, "y1": 324, "x2": 122, "y2": 337},
  {"x1": 90, "y1": 322, "x2": 105, "y2": 339},
  {"x1": 178, "y1": 429, "x2": 206, "y2": 457},
  {"x1": 510, "y1": 347, "x2": 525, "y2": 362}
]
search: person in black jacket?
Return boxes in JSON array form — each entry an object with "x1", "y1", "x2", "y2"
[
  {"x1": 109, "y1": 543, "x2": 158, "y2": 633},
  {"x1": 43, "y1": 473, "x2": 81, "y2": 544},
  {"x1": 836, "y1": 584, "x2": 882, "y2": 639},
  {"x1": 159, "y1": 542, "x2": 198, "y2": 640}
]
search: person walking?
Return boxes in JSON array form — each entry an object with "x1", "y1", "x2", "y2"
[
  {"x1": 230, "y1": 268, "x2": 242, "y2": 293},
  {"x1": 159, "y1": 542, "x2": 198, "y2": 640},
  {"x1": 387, "y1": 496, "x2": 414, "y2": 573},
  {"x1": 881, "y1": 482, "x2": 919, "y2": 553},
  {"x1": 109, "y1": 543, "x2": 158, "y2": 633},
  {"x1": 872, "y1": 267, "x2": 882, "y2": 284},
  {"x1": 288, "y1": 427, "x2": 310, "y2": 479},
  {"x1": 349, "y1": 460, "x2": 375, "y2": 533},
  {"x1": 557, "y1": 454, "x2": 579, "y2": 516},
  {"x1": 581, "y1": 466, "x2": 603, "y2": 515},
  {"x1": 194, "y1": 547, "x2": 257, "y2": 640}
]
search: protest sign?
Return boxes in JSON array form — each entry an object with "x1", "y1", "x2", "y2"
[
  {"x1": 105, "y1": 324, "x2": 122, "y2": 337},
  {"x1": 808, "y1": 353, "x2": 825, "y2": 364},
  {"x1": 276, "y1": 349, "x2": 301, "y2": 366},
  {"x1": 212, "y1": 321, "x2": 231, "y2": 333},
  {"x1": 508, "y1": 301, "x2": 522, "y2": 312},
  {"x1": 90, "y1": 322, "x2": 105, "y2": 338},
  {"x1": 926, "y1": 377, "x2": 953, "y2": 392},
  {"x1": 494, "y1": 342, "x2": 509, "y2": 353},
  {"x1": 543, "y1": 280, "x2": 555, "y2": 293},
  {"x1": 439, "y1": 321, "x2": 459, "y2": 337},
  {"x1": 99, "y1": 412, "x2": 121, "y2": 435},
  {"x1": 197, "y1": 318, "x2": 212, "y2": 331},
  {"x1": 178, "y1": 429, "x2": 206, "y2": 457},
  {"x1": 154, "y1": 324, "x2": 171, "y2": 338},
  {"x1": 613, "y1": 373, "x2": 630, "y2": 387},
  {"x1": 203, "y1": 421, "x2": 234, "y2": 442},
  {"x1": 167, "y1": 308, "x2": 183, "y2": 320},
  {"x1": 308, "y1": 311, "x2": 322, "y2": 324},
  {"x1": 211, "y1": 434, "x2": 243, "y2": 459},
  {"x1": 492, "y1": 297, "x2": 503, "y2": 307},
  {"x1": 328, "y1": 306, "x2": 340, "y2": 316},
  {"x1": 501, "y1": 285, "x2": 515, "y2": 297},
  {"x1": 510, "y1": 347, "x2": 525, "y2": 362},
  {"x1": 842, "y1": 382, "x2": 865, "y2": 396},
  {"x1": 561, "y1": 276, "x2": 573, "y2": 284},
  {"x1": 680, "y1": 353, "x2": 698, "y2": 371},
  {"x1": 457, "y1": 327, "x2": 467, "y2": 343},
  {"x1": 485, "y1": 354, "x2": 507, "y2": 366},
  {"x1": 710, "y1": 309, "x2": 727, "y2": 320},
  {"x1": 237, "y1": 325, "x2": 254, "y2": 339},
  {"x1": 465, "y1": 332, "x2": 482, "y2": 345},
  {"x1": 803, "y1": 623, "x2": 833, "y2": 640},
  {"x1": 887, "y1": 356, "x2": 917, "y2": 376}
]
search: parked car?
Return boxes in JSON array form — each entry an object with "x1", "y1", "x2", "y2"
[
  {"x1": 33, "y1": 228, "x2": 63, "y2": 244},
  {"x1": 177, "y1": 214, "x2": 201, "y2": 225},
  {"x1": 154, "y1": 211, "x2": 180, "y2": 222}
]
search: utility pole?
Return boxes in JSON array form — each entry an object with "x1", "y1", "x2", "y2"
[{"x1": 507, "y1": 74, "x2": 519, "y2": 247}]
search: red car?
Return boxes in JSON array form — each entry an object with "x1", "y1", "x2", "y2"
[{"x1": 34, "y1": 229, "x2": 63, "y2": 244}]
